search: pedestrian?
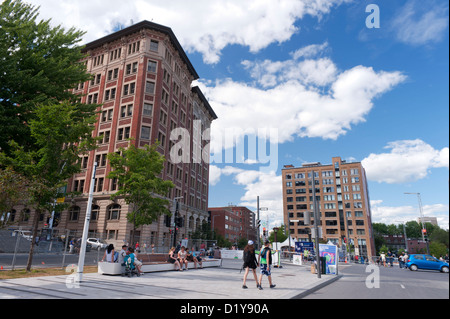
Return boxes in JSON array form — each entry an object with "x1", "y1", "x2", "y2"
[
  {"x1": 102, "y1": 244, "x2": 115, "y2": 263},
  {"x1": 151, "y1": 243, "x2": 155, "y2": 254},
  {"x1": 380, "y1": 252, "x2": 386, "y2": 267},
  {"x1": 178, "y1": 246, "x2": 189, "y2": 270},
  {"x1": 398, "y1": 253, "x2": 404, "y2": 269},
  {"x1": 127, "y1": 247, "x2": 144, "y2": 275},
  {"x1": 69, "y1": 239, "x2": 74, "y2": 254},
  {"x1": 118, "y1": 245, "x2": 128, "y2": 264},
  {"x1": 404, "y1": 252, "x2": 409, "y2": 269},
  {"x1": 242, "y1": 240, "x2": 258, "y2": 289},
  {"x1": 387, "y1": 251, "x2": 393, "y2": 267},
  {"x1": 168, "y1": 247, "x2": 181, "y2": 271},
  {"x1": 445, "y1": 254, "x2": 449, "y2": 263},
  {"x1": 257, "y1": 241, "x2": 276, "y2": 290}
]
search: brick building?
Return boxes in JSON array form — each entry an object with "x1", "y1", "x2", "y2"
[
  {"x1": 11, "y1": 21, "x2": 217, "y2": 250},
  {"x1": 282, "y1": 157, "x2": 376, "y2": 257},
  {"x1": 208, "y1": 206, "x2": 257, "y2": 244}
]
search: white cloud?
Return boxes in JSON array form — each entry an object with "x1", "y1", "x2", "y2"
[
  {"x1": 28, "y1": 0, "x2": 352, "y2": 64},
  {"x1": 210, "y1": 166, "x2": 283, "y2": 229},
  {"x1": 391, "y1": 1, "x2": 449, "y2": 46},
  {"x1": 202, "y1": 55, "x2": 406, "y2": 153},
  {"x1": 371, "y1": 200, "x2": 449, "y2": 230},
  {"x1": 362, "y1": 140, "x2": 449, "y2": 184}
]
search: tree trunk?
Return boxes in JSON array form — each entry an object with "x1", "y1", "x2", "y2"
[{"x1": 26, "y1": 208, "x2": 40, "y2": 271}]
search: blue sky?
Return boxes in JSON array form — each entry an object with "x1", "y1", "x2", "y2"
[{"x1": 29, "y1": 0, "x2": 449, "y2": 229}]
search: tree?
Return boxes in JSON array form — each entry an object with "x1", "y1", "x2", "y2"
[
  {"x1": 0, "y1": 0, "x2": 91, "y2": 155},
  {"x1": 0, "y1": 167, "x2": 32, "y2": 227},
  {"x1": 1, "y1": 101, "x2": 98, "y2": 270},
  {"x1": 107, "y1": 142, "x2": 174, "y2": 245},
  {"x1": 0, "y1": 0, "x2": 97, "y2": 271}
]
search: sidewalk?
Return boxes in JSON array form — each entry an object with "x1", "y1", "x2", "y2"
[{"x1": 0, "y1": 260, "x2": 343, "y2": 299}]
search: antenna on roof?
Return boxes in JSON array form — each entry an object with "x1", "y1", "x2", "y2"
[{"x1": 130, "y1": 19, "x2": 134, "y2": 26}]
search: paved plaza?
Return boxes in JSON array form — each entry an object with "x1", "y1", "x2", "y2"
[{"x1": 0, "y1": 260, "x2": 342, "y2": 299}]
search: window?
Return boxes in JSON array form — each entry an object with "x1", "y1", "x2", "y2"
[
  {"x1": 143, "y1": 103, "x2": 153, "y2": 116},
  {"x1": 107, "y1": 68, "x2": 119, "y2": 81},
  {"x1": 157, "y1": 131, "x2": 166, "y2": 147},
  {"x1": 91, "y1": 205, "x2": 100, "y2": 221},
  {"x1": 101, "y1": 109, "x2": 113, "y2": 122},
  {"x1": 120, "y1": 104, "x2": 133, "y2": 118},
  {"x1": 104, "y1": 88, "x2": 116, "y2": 101},
  {"x1": 128, "y1": 41, "x2": 140, "y2": 55},
  {"x1": 125, "y1": 62, "x2": 138, "y2": 75},
  {"x1": 123, "y1": 83, "x2": 136, "y2": 96},
  {"x1": 117, "y1": 127, "x2": 130, "y2": 141},
  {"x1": 69, "y1": 206, "x2": 80, "y2": 221},
  {"x1": 148, "y1": 60, "x2": 157, "y2": 73},
  {"x1": 150, "y1": 40, "x2": 159, "y2": 51},
  {"x1": 107, "y1": 204, "x2": 121, "y2": 220},
  {"x1": 141, "y1": 126, "x2": 151, "y2": 140},
  {"x1": 146, "y1": 81, "x2": 155, "y2": 94}
]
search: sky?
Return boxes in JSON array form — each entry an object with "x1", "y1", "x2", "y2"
[{"x1": 26, "y1": 0, "x2": 449, "y2": 230}]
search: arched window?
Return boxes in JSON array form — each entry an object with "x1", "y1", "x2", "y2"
[{"x1": 107, "y1": 204, "x2": 121, "y2": 220}]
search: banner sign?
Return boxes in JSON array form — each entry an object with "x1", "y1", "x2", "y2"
[
  {"x1": 295, "y1": 242, "x2": 315, "y2": 254},
  {"x1": 319, "y1": 244, "x2": 338, "y2": 275}
]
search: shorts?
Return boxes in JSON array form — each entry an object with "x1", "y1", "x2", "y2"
[
  {"x1": 134, "y1": 260, "x2": 142, "y2": 267},
  {"x1": 260, "y1": 263, "x2": 271, "y2": 276}
]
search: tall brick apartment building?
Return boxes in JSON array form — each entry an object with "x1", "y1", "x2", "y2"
[
  {"x1": 11, "y1": 21, "x2": 217, "y2": 249},
  {"x1": 282, "y1": 157, "x2": 376, "y2": 257}
]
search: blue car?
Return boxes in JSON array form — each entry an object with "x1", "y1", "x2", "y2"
[{"x1": 406, "y1": 254, "x2": 449, "y2": 273}]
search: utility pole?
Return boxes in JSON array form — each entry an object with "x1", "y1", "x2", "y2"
[
  {"x1": 77, "y1": 161, "x2": 97, "y2": 283},
  {"x1": 404, "y1": 192, "x2": 429, "y2": 255},
  {"x1": 312, "y1": 171, "x2": 321, "y2": 278},
  {"x1": 257, "y1": 196, "x2": 260, "y2": 250}
]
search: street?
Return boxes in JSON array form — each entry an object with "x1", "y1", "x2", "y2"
[
  {"x1": 0, "y1": 250, "x2": 102, "y2": 270},
  {"x1": 304, "y1": 263, "x2": 449, "y2": 299}
]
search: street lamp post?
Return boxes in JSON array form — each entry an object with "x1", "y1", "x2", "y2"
[
  {"x1": 404, "y1": 192, "x2": 430, "y2": 255},
  {"x1": 311, "y1": 171, "x2": 321, "y2": 278}
]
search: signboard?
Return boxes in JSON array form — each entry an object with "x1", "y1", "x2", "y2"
[
  {"x1": 319, "y1": 244, "x2": 338, "y2": 275},
  {"x1": 295, "y1": 242, "x2": 315, "y2": 254},
  {"x1": 293, "y1": 254, "x2": 302, "y2": 265}
]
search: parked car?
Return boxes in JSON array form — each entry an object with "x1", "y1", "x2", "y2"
[
  {"x1": 13, "y1": 230, "x2": 33, "y2": 241},
  {"x1": 87, "y1": 238, "x2": 108, "y2": 250},
  {"x1": 406, "y1": 254, "x2": 449, "y2": 273}
]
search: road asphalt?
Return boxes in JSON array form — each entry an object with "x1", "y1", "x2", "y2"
[{"x1": 0, "y1": 259, "x2": 343, "y2": 300}]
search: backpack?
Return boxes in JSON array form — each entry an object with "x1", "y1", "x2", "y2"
[{"x1": 261, "y1": 248, "x2": 272, "y2": 265}]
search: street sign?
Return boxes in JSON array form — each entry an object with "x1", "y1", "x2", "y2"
[{"x1": 295, "y1": 242, "x2": 315, "y2": 254}]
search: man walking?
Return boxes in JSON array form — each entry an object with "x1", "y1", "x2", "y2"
[{"x1": 257, "y1": 241, "x2": 276, "y2": 290}]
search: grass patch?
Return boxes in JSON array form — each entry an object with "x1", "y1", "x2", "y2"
[{"x1": 0, "y1": 265, "x2": 98, "y2": 280}]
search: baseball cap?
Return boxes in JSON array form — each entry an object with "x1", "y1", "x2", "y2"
[{"x1": 248, "y1": 240, "x2": 254, "y2": 245}]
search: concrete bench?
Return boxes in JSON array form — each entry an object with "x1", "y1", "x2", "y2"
[{"x1": 98, "y1": 257, "x2": 221, "y2": 275}]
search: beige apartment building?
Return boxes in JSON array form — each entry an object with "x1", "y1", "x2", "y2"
[{"x1": 282, "y1": 157, "x2": 376, "y2": 257}]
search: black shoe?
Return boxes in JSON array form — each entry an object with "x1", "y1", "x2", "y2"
[
  {"x1": 242, "y1": 285, "x2": 248, "y2": 289},
  {"x1": 270, "y1": 284, "x2": 276, "y2": 288},
  {"x1": 257, "y1": 285, "x2": 263, "y2": 290}
]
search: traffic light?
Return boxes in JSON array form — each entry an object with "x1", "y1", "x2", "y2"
[
  {"x1": 422, "y1": 229, "x2": 428, "y2": 241},
  {"x1": 175, "y1": 216, "x2": 183, "y2": 227},
  {"x1": 263, "y1": 227, "x2": 266, "y2": 236},
  {"x1": 343, "y1": 237, "x2": 347, "y2": 244},
  {"x1": 164, "y1": 215, "x2": 171, "y2": 227}
]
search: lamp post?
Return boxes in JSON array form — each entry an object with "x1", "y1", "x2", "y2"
[
  {"x1": 311, "y1": 171, "x2": 321, "y2": 278},
  {"x1": 172, "y1": 196, "x2": 183, "y2": 248},
  {"x1": 404, "y1": 192, "x2": 429, "y2": 255}
]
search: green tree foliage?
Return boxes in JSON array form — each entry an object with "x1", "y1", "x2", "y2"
[
  {"x1": 107, "y1": 142, "x2": 174, "y2": 244},
  {"x1": 0, "y1": 0, "x2": 92, "y2": 155},
  {"x1": 0, "y1": 0, "x2": 98, "y2": 271}
]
